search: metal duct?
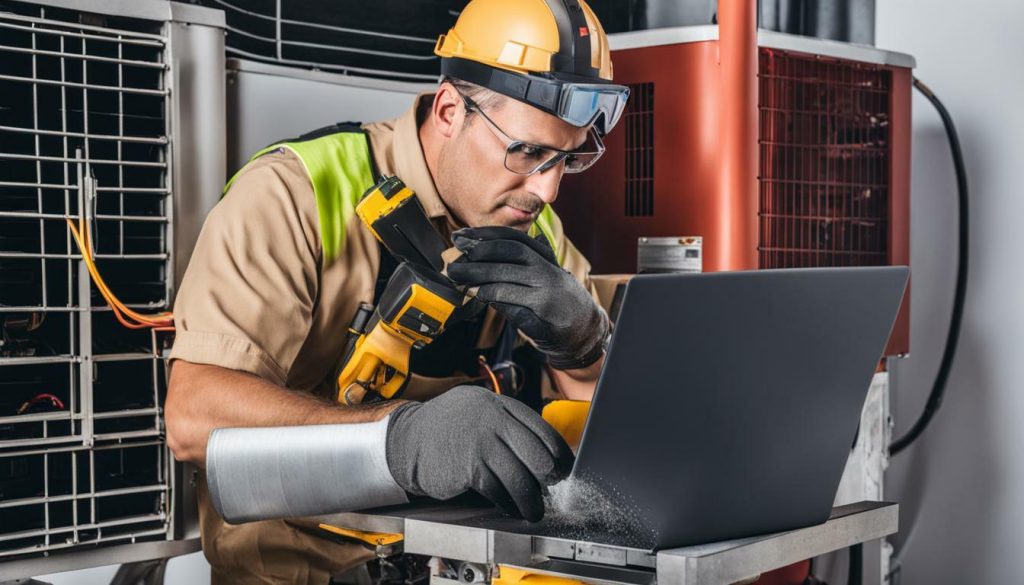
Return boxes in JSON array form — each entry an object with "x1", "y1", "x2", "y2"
[{"x1": 206, "y1": 420, "x2": 409, "y2": 524}]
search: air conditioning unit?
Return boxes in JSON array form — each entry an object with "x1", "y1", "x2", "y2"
[
  {"x1": 557, "y1": 6, "x2": 912, "y2": 355},
  {"x1": 0, "y1": 0, "x2": 224, "y2": 576}
]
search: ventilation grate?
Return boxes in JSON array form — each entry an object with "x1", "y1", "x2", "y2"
[
  {"x1": 0, "y1": 3, "x2": 172, "y2": 559},
  {"x1": 758, "y1": 49, "x2": 892, "y2": 268},
  {"x1": 624, "y1": 81, "x2": 654, "y2": 217}
]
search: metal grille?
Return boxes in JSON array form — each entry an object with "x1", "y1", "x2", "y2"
[
  {"x1": 0, "y1": 4, "x2": 173, "y2": 558},
  {"x1": 624, "y1": 82, "x2": 654, "y2": 217},
  {"x1": 195, "y1": 0, "x2": 453, "y2": 81},
  {"x1": 758, "y1": 49, "x2": 891, "y2": 268}
]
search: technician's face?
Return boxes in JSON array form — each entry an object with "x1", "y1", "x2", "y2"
[{"x1": 435, "y1": 89, "x2": 590, "y2": 231}]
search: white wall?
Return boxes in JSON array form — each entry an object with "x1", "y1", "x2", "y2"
[{"x1": 876, "y1": 0, "x2": 1024, "y2": 582}]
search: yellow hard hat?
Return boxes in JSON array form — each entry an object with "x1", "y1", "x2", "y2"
[{"x1": 435, "y1": 0, "x2": 629, "y2": 135}]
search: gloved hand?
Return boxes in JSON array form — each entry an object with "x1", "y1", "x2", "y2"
[
  {"x1": 385, "y1": 385, "x2": 573, "y2": 522},
  {"x1": 447, "y1": 226, "x2": 610, "y2": 370}
]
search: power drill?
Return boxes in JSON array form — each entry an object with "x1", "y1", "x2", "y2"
[{"x1": 336, "y1": 176, "x2": 475, "y2": 405}]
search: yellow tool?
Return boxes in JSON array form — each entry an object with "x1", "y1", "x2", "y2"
[
  {"x1": 493, "y1": 566, "x2": 589, "y2": 585},
  {"x1": 356, "y1": 175, "x2": 448, "y2": 273},
  {"x1": 337, "y1": 176, "x2": 471, "y2": 405},
  {"x1": 337, "y1": 262, "x2": 465, "y2": 404},
  {"x1": 318, "y1": 523, "x2": 404, "y2": 557},
  {"x1": 540, "y1": 400, "x2": 591, "y2": 452}
]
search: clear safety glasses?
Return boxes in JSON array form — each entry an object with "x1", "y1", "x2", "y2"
[{"x1": 461, "y1": 93, "x2": 606, "y2": 176}]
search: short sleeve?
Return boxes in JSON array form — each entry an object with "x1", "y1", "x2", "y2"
[{"x1": 169, "y1": 151, "x2": 321, "y2": 386}]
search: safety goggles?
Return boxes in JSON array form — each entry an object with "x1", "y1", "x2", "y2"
[
  {"x1": 441, "y1": 57, "x2": 630, "y2": 136},
  {"x1": 558, "y1": 84, "x2": 630, "y2": 134},
  {"x1": 461, "y1": 93, "x2": 605, "y2": 175}
]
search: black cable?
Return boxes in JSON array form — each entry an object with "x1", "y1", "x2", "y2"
[
  {"x1": 848, "y1": 543, "x2": 863, "y2": 585},
  {"x1": 887, "y1": 561, "x2": 902, "y2": 585},
  {"x1": 889, "y1": 77, "x2": 970, "y2": 457}
]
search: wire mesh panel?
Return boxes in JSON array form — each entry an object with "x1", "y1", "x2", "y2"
[
  {"x1": 194, "y1": 0, "x2": 454, "y2": 81},
  {"x1": 758, "y1": 48, "x2": 892, "y2": 268},
  {"x1": 0, "y1": 2, "x2": 173, "y2": 559},
  {"x1": 0, "y1": 441, "x2": 169, "y2": 555},
  {"x1": 624, "y1": 82, "x2": 654, "y2": 218}
]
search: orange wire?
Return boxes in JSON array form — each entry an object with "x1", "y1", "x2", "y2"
[
  {"x1": 66, "y1": 217, "x2": 174, "y2": 330},
  {"x1": 478, "y1": 355, "x2": 501, "y2": 395},
  {"x1": 74, "y1": 220, "x2": 172, "y2": 327},
  {"x1": 72, "y1": 221, "x2": 147, "y2": 327}
]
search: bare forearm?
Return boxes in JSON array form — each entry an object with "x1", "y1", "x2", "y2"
[
  {"x1": 548, "y1": 352, "x2": 605, "y2": 401},
  {"x1": 165, "y1": 360, "x2": 402, "y2": 466}
]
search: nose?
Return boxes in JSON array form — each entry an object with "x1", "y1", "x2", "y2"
[{"x1": 525, "y1": 159, "x2": 566, "y2": 205}]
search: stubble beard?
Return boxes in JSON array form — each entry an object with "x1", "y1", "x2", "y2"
[{"x1": 436, "y1": 142, "x2": 545, "y2": 230}]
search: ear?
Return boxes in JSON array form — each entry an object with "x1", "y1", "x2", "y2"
[{"x1": 431, "y1": 81, "x2": 465, "y2": 139}]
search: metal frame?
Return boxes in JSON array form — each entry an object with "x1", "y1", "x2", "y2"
[
  {"x1": 11, "y1": 0, "x2": 226, "y2": 28},
  {"x1": 0, "y1": 0, "x2": 223, "y2": 576},
  {"x1": 328, "y1": 501, "x2": 897, "y2": 585},
  {"x1": 0, "y1": 539, "x2": 200, "y2": 581},
  {"x1": 227, "y1": 58, "x2": 435, "y2": 95},
  {"x1": 608, "y1": 26, "x2": 916, "y2": 68}
]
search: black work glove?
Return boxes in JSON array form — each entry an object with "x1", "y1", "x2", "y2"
[
  {"x1": 385, "y1": 386, "x2": 573, "y2": 522},
  {"x1": 448, "y1": 226, "x2": 610, "y2": 371}
]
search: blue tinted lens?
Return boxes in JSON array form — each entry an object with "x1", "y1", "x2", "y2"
[
  {"x1": 564, "y1": 91, "x2": 602, "y2": 126},
  {"x1": 561, "y1": 86, "x2": 629, "y2": 133}
]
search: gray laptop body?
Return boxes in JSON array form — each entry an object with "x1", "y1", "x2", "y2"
[
  {"x1": 398, "y1": 267, "x2": 908, "y2": 551},
  {"x1": 570, "y1": 266, "x2": 909, "y2": 549}
]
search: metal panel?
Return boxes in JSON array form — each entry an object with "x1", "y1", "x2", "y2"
[
  {"x1": 168, "y1": 18, "x2": 226, "y2": 296},
  {"x1": 226, "y1": 58, "x2": 430, "y2": 172},
  {"x1": 607, "y1": 27, "x2": 916, "y2": 68},
  {"x1": 333, "y1": 500, "x2": 897, "y2": 585},
  {"x1": 759, "y1": 30, "x2": 915, "y2": 68},
  {"x1": 0, "y1": 538, "x2": 200, "y2": 581},
  {"x1": 558, "y1": 31, "x2": 913, "y2": 355},
  {"x1": 405, "y1": 520, "x2": 492, "y2": 564},
  {"x1": 13, "y1": 0, "x2": 225, "y2": 27},
  {"x1": 608, "y1": 25, "x2": 719, "y2": 52},
  {"x1": 654, "y1": 502, "x2": 898, "y2": 585}
]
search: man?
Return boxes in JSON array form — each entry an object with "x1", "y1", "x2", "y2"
[{"x1": 165, "y1": 0, "x2": 629, "y2": 582}]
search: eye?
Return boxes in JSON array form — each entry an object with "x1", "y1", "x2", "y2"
[{"x1": 519, "y1": 144, "x2": 543, "y2": 157}]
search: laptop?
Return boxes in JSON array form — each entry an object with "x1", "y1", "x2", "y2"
[
  {"x1": 566, "y1": 266, "x2": 909, "y2": 549},
  {"x1": 374, "y1": 267, "x2": 908, "y2": 550},
  {"x1": 431, "y1": 266, "x2": 908, "y2": 550}
]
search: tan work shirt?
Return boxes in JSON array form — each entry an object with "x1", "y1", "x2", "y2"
[{"x1": 170, "y1": 94, "x2": 597, "y2": 584}]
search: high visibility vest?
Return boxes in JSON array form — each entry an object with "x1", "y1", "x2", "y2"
[
  {"x1": 225, "y1": 124, "x2": 571, "y2": 398},
  {"x1": 226, "y1": 124, "x2": 565, "y2": 265}
]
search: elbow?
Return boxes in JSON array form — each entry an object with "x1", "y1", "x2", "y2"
[
  {"x1": 164, "y1": 415, "x2": 194, "y2": 466},
  {"x1": 165, "y1": 360, "x2": 206, "y2": 466}
]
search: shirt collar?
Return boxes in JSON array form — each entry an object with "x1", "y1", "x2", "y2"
[{"x1": 392, "y1": 93, "x2": 458, "y2": 229}]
